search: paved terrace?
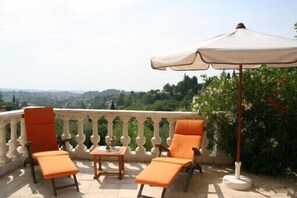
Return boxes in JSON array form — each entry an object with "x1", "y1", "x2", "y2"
[{"x1": 0, "y1": 160, "x2": 296, "y2": 198}]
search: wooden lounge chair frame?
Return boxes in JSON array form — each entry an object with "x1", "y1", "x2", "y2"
[
  {"x1": 23, "y1": 107, "x2": 79, "y2": 196},
  {"x1": 23, "y1": 137, "x2": 70, "y2": 184},
  {"x1": 136, "y1": 119, "x2": 204, "y2": 197},
  {"x1": 155, "y1": 143, "x2": 202, "y2": 192}
]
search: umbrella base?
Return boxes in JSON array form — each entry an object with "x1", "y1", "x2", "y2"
[{"x1": 223, "y1": 174, "x2": 252, "y2": 190}]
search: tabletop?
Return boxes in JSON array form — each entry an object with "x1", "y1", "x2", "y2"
[{"x1": 90, "y1": 146, "x2": 127, "y2": 156}]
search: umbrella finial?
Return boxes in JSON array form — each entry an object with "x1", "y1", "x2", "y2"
[{"x1": 236, "y1": 23, "x2": 246, "y2": 29}]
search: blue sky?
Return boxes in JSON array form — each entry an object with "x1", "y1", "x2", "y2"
[{"x1": 0, "y1": 0, "x2": 296, "y2": 92}]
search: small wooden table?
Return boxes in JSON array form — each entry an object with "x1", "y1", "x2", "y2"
[{"x1": 90, "y1": 146, "x2": 127, "y2": 180}]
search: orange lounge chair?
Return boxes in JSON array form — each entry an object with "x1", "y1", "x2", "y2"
[
  {"x1": 136, "y1": 119, "x2": 204, "y2": 197},
  {"x1": 136, "y1": 161, "x2": 182, "y2": 198},
  {"x1": 23, "y1": 107, "x2": 79, "y2": 196}
]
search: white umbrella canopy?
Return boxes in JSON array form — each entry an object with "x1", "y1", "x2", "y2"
[
  {"x1": 150, "y1": 23, "x2": 297, "y2": 190},
  {"x1": 151, "y1": 23, "x2": 297, "y2": 71}
]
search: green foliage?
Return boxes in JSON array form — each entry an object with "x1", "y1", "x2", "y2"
[
  {"x1": 143, "y1": 119, "x2": 154, "y2": 150},
  {"x1": 119, "y1": 75, "x2": 201, "y2": 111},
  {"x1": 98, "y1": 117, "x2": 108, "y2": 145},
  {"x1": 192, "y1": 66, "x2": 297, "y2": 175},
  {"x1": 0, "y1": 93, "x2": 19, "y2": 111}
]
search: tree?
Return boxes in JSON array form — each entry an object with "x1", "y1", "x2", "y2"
[
  {"x1": 163, "y1": 83, "x2": 171, "y2": 93},
  {"x1": 295, "y1": 22, "x2": 297, "y2": 38},
  {"x1": 110, "y1": 100, "x2": 115, "y2": 110},
  {"x1": 116, "y1": 92, "x2": 125, "y2": 107},
  {"x1": 0, "y1": 94, "x2": 4, "y2": 110}
]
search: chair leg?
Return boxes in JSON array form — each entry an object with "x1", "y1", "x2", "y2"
[
  {"x1": 161, "y1": 188, "x2": 167, "y2": 198},
  {"x1": 51, "y1": 179, "x2": 57, "y2": 196},
  {"x1": 137, "y1": 184, "x2": 144, "y2": 198},
  {"x1": 50, "y1": 175, "x2": 79, "y2": 196},
  {"x1": 23, "y1": 157, "x2": 29, "y2": 167},
  {"x1": 195, "y1": 164, "x2": 202, "y2": 173},
  {"x1": 29, "y1": 160, "x2": 37, "y2": 183},
  {"x1": 73, "y1": 175, "x2": 79, "y2": 192},
  {"x1": 184, "y1": 166, "x2": 195, "y2": 192}
]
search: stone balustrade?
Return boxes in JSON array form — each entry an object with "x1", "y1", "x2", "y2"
[{"x1": 0, "y1": 108, "x2": 232, "y2": 177}]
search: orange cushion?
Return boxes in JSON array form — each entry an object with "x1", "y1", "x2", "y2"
[
  {"x1": 24, "y1": 107, "x2": 55, "y2": 125},
  {"x1": 168, "y1": 134, "x2": 201, "y2": 159},
  {"x1": 36, "y1": 155, "x2": 78, "y2": 179},
  {"x1": 136, "y1": 161, "x2": 182, "y2": 188},
  {"x1": 175, "y1": 119, "x2": 204, "y2": 136},
  {"x1": 33, "y1": 150, "x2": 68, "y2": 160},
  {"x1": 24, "y1": 107, "x2": 59, "y2": 154},
  {"x1": 152, "y1": 157, "x2": 192, "y2": 167}
]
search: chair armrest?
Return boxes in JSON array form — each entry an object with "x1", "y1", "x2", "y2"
[
  {"x1": 24, "y1": 141, "x2": 34, "y2": 160},
  {"x1": 192, "y1": 147, "x2": 201, "y2": 156},
  {"x1": 57, "y1": 138, "x2": 71, "y2": 151},
  {"x1": 57, "y1": 138, "x2": 71, "y2": 144},
  {"x1": 155, "y1": 144, "x2": 169, "y2": 157},
  {"x1": 25, "y1": 141, "x2": 32, "y2": 148}
]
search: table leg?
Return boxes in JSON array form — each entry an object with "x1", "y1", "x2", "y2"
[
  {"x1": 121, "y1": 156, "x2": 125, "y2": 171},
  {"x1": 118, "y1": 156, "x2": 122, "y2": 180},
  {"x1": 98, "y1": 156, "x2": 102, "y2": 171},
  {"x1": 93, "y1": 156, "x2": 98, "y2": 179},
  {"x1": 118, "y1": 155, "x2": 125, "y2": 180}
]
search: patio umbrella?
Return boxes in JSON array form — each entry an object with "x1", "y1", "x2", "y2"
[{"x1": 150, "y1": 23, "x2": 297, "y2": 190}]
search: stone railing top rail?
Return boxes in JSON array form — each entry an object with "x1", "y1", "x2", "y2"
[{"x1": 0, "y1": 108, "x2": 198, "y2": 121}]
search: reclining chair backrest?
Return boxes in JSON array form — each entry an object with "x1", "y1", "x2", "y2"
[
  {"x1": 168, "y1": 119, "x2": 204, "y2": 159},
  {"x1": 24, "y1": 107, "x2": 59, "y2": 154}
]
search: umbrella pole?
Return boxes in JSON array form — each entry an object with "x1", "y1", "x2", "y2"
[
  {"x1": 223, "y1": 64, "x2": 251, "y2": 190},
  {"x1": 234, "y1": 64, "x2": 243, "y2": 179},
  {"x1": 237, "y1": 65, "x2": 243, "y2": 163}
]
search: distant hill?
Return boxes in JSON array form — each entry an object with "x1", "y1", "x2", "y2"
[
  {"x1": 0, "y1": 88, "x2": 124, "y2": 102},
  {"x1": 0, "y1": 89, "x2": 81, "y2": 102}
]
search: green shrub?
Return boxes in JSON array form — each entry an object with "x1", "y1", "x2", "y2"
[{"x1": 192, "y1": 66, "x2": 297, "y2": 175}]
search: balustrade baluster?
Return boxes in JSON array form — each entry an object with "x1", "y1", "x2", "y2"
[
  {"x1": 135, "y1": 117, "x2": 146, "y2": 155},
  {"x1": 105, "y1": 115, "x2": 115, "y2": 145},
  {"x1": 166, "y1": 119, "x2": 175, "y2": 146},
  {"x1": 120, "y1": 116, "x2": 131, "y2": 153},
  {"x1": 0, "y1": 120, "x2": 10, "y2": 164},
  {"x1": 151, "y1": 117, "x2": 161, "y2": 155},
  {"x1": 8, "y1": 119, "x2": 20, "y2": 159},
  {"x1": 61, "y1": 116, "x2": 73, "y2": 151},
  {"x1": 75, "y1": 115, "x2": 87, "y2": 154},
  {"x1": 90, "y1": 115, "x2": 100, "y2": 150},
  {"x1": 17, "y1": 117, "x2": 26, "y2": 155},
  {"x1": 201, "y1": 129, "x2": 208, "y2": 155}
]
